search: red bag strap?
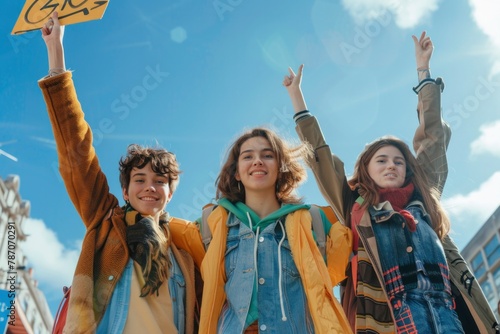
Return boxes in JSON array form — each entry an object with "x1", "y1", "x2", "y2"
[{"x1": 52, "y1": 286, "x2": 71, "y2": 334}]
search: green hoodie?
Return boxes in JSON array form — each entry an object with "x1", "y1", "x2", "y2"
[{"x1": 218, "y1": 197, "x2": 310, "y2": 231}]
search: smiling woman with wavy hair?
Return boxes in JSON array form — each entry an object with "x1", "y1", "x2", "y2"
[
  {"x1": 216, "y1": 127, "x2": 311, "y2": 204},
  {"x1": 199, "y1": 126, "x2": 352, "y2": 333}
]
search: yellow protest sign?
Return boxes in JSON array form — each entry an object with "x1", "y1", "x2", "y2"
[{"x1": 12, "y1": 0, "x2": 110, "y2": 35}]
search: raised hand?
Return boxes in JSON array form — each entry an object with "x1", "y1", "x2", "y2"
[
  {"x1": 41, "y1": 11, "x2": 64, "y2": 45},
  {"x1": 283, "y1": 64, "x2": 303, "y2": 90},
  {"x1": 283, "y1": 65, "x2": 307, "y2": 113},
  {"x1": 41, "y1": 11, "x2": 66, "y2": 75},
  {"x1": 412, "y1": 31, "x2": 433, "y2": 70}
]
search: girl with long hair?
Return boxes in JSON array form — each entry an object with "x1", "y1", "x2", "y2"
[{"x1": 284, "y1": 32, "x2": 498, "y2": 333}]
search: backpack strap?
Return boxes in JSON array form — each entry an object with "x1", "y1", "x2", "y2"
[
  {"x1": 309, "y1": 205, "x2": 326, "y2": 258},
  {"x1": 52, "y1": 286, "x2": 71, "y2": 334},
  {"x1": 201, "y1": 204, "x2": 218, "y2": 249}
]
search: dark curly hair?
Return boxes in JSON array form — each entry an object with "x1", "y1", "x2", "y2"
[{"x1": 119, "y1": 144, "x2": 181, "y2": 194}]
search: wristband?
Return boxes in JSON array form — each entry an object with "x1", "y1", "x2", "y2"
[{"x1": 48, "y1": 68, "x2": 66, "y2": 77}]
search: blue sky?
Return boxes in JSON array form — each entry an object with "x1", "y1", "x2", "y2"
[{"x1": 1, "y1": 0, "x2": 499, "y2": 316}]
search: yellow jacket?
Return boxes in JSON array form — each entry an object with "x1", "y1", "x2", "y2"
[{"x1": 199, "y1": 206, "x2": 353, "y2": 334}]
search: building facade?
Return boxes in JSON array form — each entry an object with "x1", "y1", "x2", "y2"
[
  {"x1": 461, "y1": 205, "x2": 500, "y2": 319},
  {"x1": 0, "y1": 175, "x2": 53, "y2": 334}
]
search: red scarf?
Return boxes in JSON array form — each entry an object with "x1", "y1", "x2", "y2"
[{"x1": 379, "y1": 183, "x2": 416, "y2": 232}]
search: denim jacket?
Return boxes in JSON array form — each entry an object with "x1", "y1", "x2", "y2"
[
  {"x1": 370, "y1": 201, "x2": 450, "y2": 298},
  {"x1": 356, "y1": 198, "x2": 499, "y2": 333},
  {"x1": 218, "y1": 213, "x2": 314, "y2": 333}
]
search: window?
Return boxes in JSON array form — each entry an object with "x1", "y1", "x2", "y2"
[
  {"x1": 493, "y1": 266, "x2": 500, "y2": 293},
  {"x1": 480, "y1": 281, "x2": 497, "y2": 311},
  {"x1": 472, "y1": 252, "x2": 486, "y2": 278},
  {"x1": 485, "y1": 236, "x2": 500, "y2": 267}
]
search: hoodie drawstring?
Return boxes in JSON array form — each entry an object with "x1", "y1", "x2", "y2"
[
  {"x1": 248, "y1": 211, "x2": 253, "y2": 230},
  {"x1": 248, "y1": 212, "x2": 260, "y2": 291},
  {"x1": 277, "y1": 219, "x2": 287, "y2": 321}
]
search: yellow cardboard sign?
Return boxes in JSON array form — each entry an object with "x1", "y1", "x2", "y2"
[{"x1": 12, "y1": 1, "x2": 109, "y2": 35}]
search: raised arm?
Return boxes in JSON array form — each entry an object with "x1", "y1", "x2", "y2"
[
  {"x1": 39, "y1": 12, "x2": 117, "y2": 228},
  {"x1": 41, "y1": 11, "x2": 66, "y2": 76},
  {"x1": 283, "y1": 65, "x2": 348, "y2": 225},
  {"x1": 411, "y1": 32, "x2": 451, "y2": 195}
]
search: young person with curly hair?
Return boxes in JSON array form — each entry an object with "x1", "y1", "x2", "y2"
[{"x1": 39, "y1": 12, "x2": 204, "y2": 334}]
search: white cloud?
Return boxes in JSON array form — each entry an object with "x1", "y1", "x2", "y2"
[
  {"x1": 20, "y1": 218, "x2": 80, "y2": 291},
  {"x1": 469, "y1": 0, "x2": 500, "y2": 77},
  {"x1": 469, "y1": 0, "x2": 500, "y2": 46},
  {"x1": 443, "y1": 171, "x2": 500, "y2": 226},
  {"x1": 341, "y1": 0, "x2": 440, "y2": 28},
  {"x1": 470, "y1": 120, "x2": 500, "y2": 156}
]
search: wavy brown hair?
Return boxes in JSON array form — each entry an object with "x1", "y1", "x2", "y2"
[
  {"x1": 216, "y1": 128, "x2": 312, "y2": 204},
  {"x1": 348, "y1": 136, "x2": 450, "y2": 239},
  {"x1": 119, "y1": 144, "x2": 181, "y2": 194}
]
